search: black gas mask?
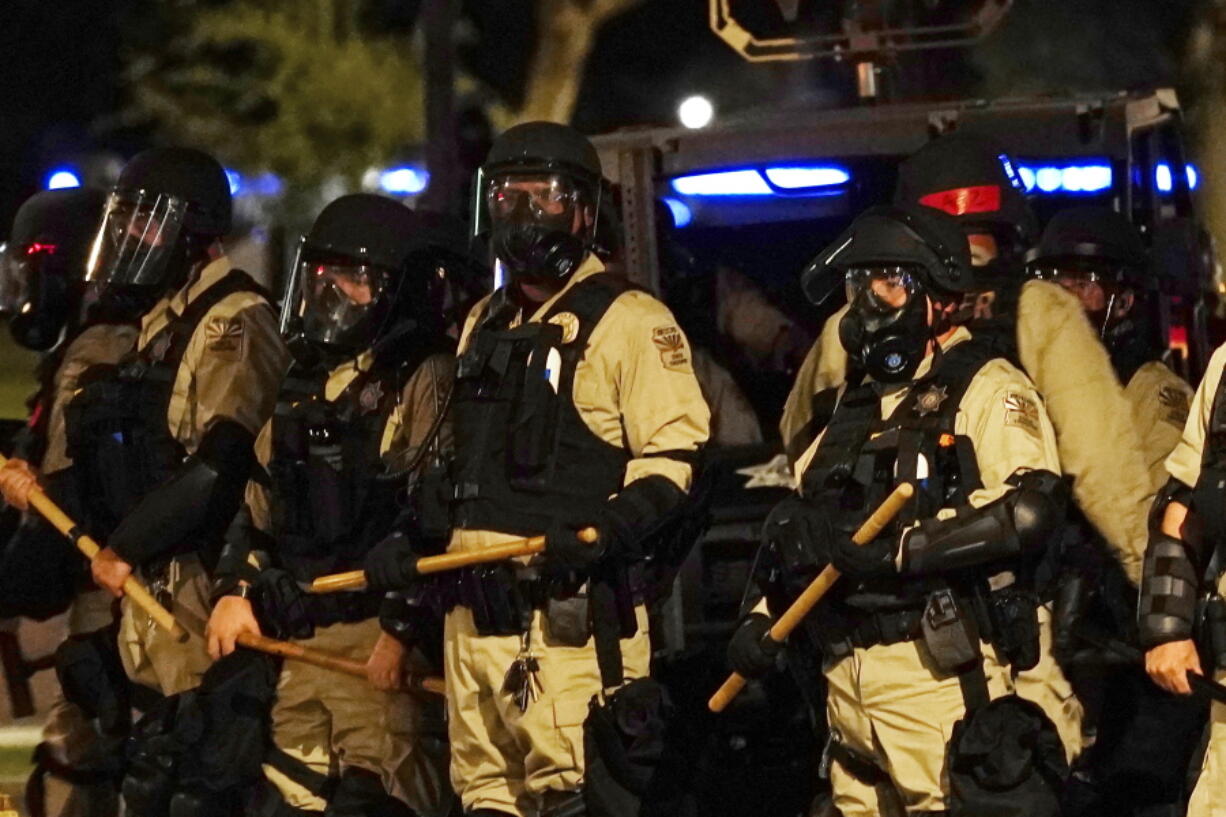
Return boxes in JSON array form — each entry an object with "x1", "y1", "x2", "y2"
[
  {"x1": 838, "y1": 266, "x2": 938, "y2": 383},
  {"x1": 485, "y1": 173, "x2": 595, "y2": 283}
]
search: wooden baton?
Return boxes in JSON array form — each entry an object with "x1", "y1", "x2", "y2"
[
  {"x1": 309, "y1": 527, "x2": 600, "y2": 594},
  {"x1": 0, "y1": 453, "x2": 189, "y2": 643},
  {"x1": 707, "y1": 482, "x2": 915, "y2": 713},
  {"x1": 233, "y1": 632, "x2": 445, "y2": 696}
]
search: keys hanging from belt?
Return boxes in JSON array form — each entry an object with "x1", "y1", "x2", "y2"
[{"x1": 503, "y1": 631, "x2": 543, "y2": 713}]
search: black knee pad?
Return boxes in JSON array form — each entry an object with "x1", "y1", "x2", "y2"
[{"x1": 324, "y1": 768, "x2": 414, "y2": 817}]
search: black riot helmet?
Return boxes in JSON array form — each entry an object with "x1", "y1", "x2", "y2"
[
  {"x1": 1028, "y1": 206, "x2": 1150, "y2": 339},
  {"x1": 807, "y1": 205, "x2": 975, "y2": 383},
  {"x1": 894, "y1": 133, "x2": 1039, "y2": 267},
  {"x1": 85, "y1": 147, "x2": 232, "y2": 305},
  {"x1": 281, "y1": 194, "x2": 454, "y2": 365},
  {"x1": 474, "y1": 121, "x2": 603, "y2": 283},
  {"x1": 1, "y1": 188, "x2": 107, "y2": 350}
]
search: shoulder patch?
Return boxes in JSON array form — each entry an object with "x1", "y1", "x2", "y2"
[
  {"x1": 651, "y1": 325, "x2": 691, "y2": 371},
  {"x1": 1159, "y1": 383, "x2": 1191, "y2": 428},
  {"x1": 1003, "y1": 390, "x2": 1041, "y2": 437},
  {"x1": 205, "y1": 314, "x2": 245, "y2": 359}
]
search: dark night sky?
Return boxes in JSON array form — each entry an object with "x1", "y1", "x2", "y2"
[{"x1": 0, "y1": 0, "x2": 1198, "y2": 231}]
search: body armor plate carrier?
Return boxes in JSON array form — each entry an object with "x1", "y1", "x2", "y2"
[
  {"x1": 451, "y1": 273, "x2": 637, "y2": 537},
  {"x1": 64, "y1": 270, "x2": 267, "y2": 546}
]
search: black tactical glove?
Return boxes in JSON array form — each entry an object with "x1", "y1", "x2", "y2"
[
  {"x1": 831, "y1": 534, "x2": 898, "y2": 579},
  {"x1": 544, "y1": 517, "x2": 607, "y2": 571},
  {"x1": 727, "y1": 612, "x2": 782, "y2": 679},
  {"x1": 253, "y1": 568, "x2": 314, "y2": 641},
  {"x1": 364, "y1": 532, "x2": 421, "y2": 593}
]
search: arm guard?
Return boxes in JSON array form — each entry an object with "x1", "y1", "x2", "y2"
[
  {"x1": 902, "y1": 469, "x2": 1067, "y2": 576},
  {"x1": 600, "y1": 474, "x2": 687, "y2": 559},
  {"x1": 110, "y1": 420, "x2": 256, "y2": 565},
  {"x1": 1138, "y1": 532, "x2": 1201, "y2": 648}
]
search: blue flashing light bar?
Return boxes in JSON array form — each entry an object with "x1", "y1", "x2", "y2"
[
  {"x1": 1014, "y1": 160, "x2": 1112, "y2": 195},
  {"x1": 1155, "y1": 162, "x2": 1201, "y2": 193},
  {"x1": 379, "y1": 166, "x2": 430, "y2": 195},
  {"x1": 672, "y1": 169, "x2": 770, "y2": 196},
  {"x1": 670, "y1": 164, "x2": 851, "y2": 197},
  {"x1": 662, "y1": 197, "x2": 692, "y2": 228},
  {"x1": 45, "y1": 169, "x2": 81, "y2": 190},
  {"x1": 764, "y1": 166, "x2": 851, "y2": 189},
  {"x1": 224, "y1": 169, "x2": 242, "y2": 196}
]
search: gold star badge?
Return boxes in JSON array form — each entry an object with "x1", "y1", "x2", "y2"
[{"x1": 915, "y1": 384, "x2": 948, "y2": 417}]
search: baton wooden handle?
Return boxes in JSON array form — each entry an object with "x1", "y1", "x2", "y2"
[
  {"x1": 308, "y1": 527, "x2": 600, "y2": 594},
  {"x1": 233, "y1": 632, "x2": 446, "y2": 696},
  {"x1": 0, "y1": 454, "x2": 189, "y2": 643},
  {"x1": 708, "y1": 483, "x2": 914, "y2": 713}
]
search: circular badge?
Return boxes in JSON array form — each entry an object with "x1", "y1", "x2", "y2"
[{"x1": 548, "y1": 311, "x2": 581, "y2": 344}]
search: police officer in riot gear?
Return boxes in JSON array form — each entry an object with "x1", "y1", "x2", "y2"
[
  {"x1": 734, "y1": 205, "x2": 1068, "y2": 816},
  {"x1": 1140, "y1": 339, "x2": 1226, "y2": 817},
  {"x1": 779, "y1": 133, "x2": 1166, "y2": 762},
  {"x1": 3, "y1": 147, "x2": 292, "y2": 705},
  {"x1": 0, "y1": 187, "x2": 135, "y2": 817},
  {"x1": 204, "y1": 193, "x2": 459, "y2": 817},
  {"x1": 365, "y1": 121, "x2": 711, "y2": 817},
  {"x1": 1029, "y1": 206, "x2": 1193, "y2": 487},
  {"x1": 1031, "y1": 207, "x2": 1201, "y2": 815}
]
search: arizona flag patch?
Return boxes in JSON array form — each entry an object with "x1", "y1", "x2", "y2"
[
  {"x1": 205, "y1": 315, "x2": 245, "y2": 359},
  {"x1": 652, "y1": 325, "x2": 690, "y2": 371}
]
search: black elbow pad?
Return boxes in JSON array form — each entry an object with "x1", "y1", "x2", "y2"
[
  {"x1": 1138, "y1": 532, "x2": 1200, "y2": 648},
  {"x1": 903, "y1": 470, "x2": 1065, "y2": 575},
  {"x1": 110, "y1": 420, "x2": 257, "y2": 565}
]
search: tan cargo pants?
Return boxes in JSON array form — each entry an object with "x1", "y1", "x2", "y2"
[
  {"x1": 824, "y1": 638, "x2": 1014, "y2": 817},
  {"x1": 1188, "y1": 671, "x2": 1226, "y2": 816},
  {"x1": 262, "y1": 618, "x2": 452, "y2": 816},
  {"x1": 118, "y1": 555, "x2": 213, "y2": 696},
  {"x1": 443, "y1": 604, "x2": 651, "y2": 817}
]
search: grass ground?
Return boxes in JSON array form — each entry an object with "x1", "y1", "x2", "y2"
[{"x1": 0, "y1": 332, "x2": 39, "y2": 420}]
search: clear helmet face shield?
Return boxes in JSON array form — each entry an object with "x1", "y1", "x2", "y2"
[
  {"x1": 1027, "y1": 258, "x2": 1127, "y2": 336},
  {"x1": 85, "y1": 190, "x2": 188, "y2": 292},
  {"x1": 0, "y1": 241, "x2": 74, "y2": 350},
  {"x1": 281, "y1": 241, "x2": 389, "y2": 354},
  {"x1": 0, "y1": 241, "x2": 29, "y2": 316},
  {"x1": 472, "y1": 169, "x2": 599, "y2": 281}
]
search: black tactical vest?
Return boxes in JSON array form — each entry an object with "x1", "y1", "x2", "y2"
[
  {"x1": 773, "y1": 338, "x2": 998, "y2": 637},
  {"x1": 451, "y1": 273, "x2": 637, "y2": 537},
  {"x1": 64, "y1": 270, "x2": 267, "y2": 538},
  {"x1": 266, "y1": 363, "x2": 405, "y2": 582}
]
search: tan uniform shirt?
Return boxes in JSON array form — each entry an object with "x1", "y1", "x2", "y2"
[
  {"x1": 137, "y1": 256, "x2": 289, "y2": 453},
  {"x1": 794, "y1": 326, "x2": 1061, "y2": 510},
  {"x1": 1125, "y1": 360, "x2": 1194, "y2": 495},
  {"x1": 782, "y1": 280, "x2": 1151, "y2": 583},
  {"x1": 41, "y1": 323, "x2": 139, "y2": 474},
  {"x1": 452, "y1": 256, "x2": 711, "y2": 552},
  {"x1": 245, "y1": 352, "x2": 455, "y2": 534}
]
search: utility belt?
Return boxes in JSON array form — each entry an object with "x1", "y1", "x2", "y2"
[
  {"x1": 818, "y1": 583, "x2": 1040, "y2": 674},
  {"x1": 442, "y1": 560, "x2": 646, "y2": 642}
]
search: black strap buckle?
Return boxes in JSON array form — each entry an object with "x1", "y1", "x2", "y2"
[{"x1": 925, "y1": 588, "x2": 960, "y2": 629}]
